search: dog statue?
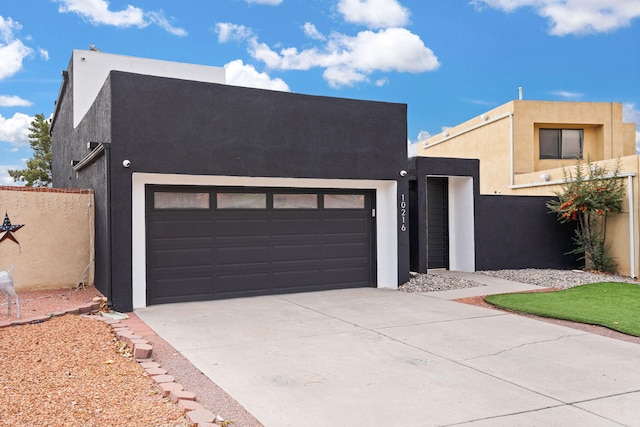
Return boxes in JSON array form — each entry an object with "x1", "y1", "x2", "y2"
[{"x1": 0, "y1": 266, "x2": 20, "y2": 318}]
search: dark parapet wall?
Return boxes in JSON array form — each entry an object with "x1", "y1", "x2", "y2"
[
  {"x1": 474, "y1": 195, "x2": 582, "y2": 270},
  {"x1": 108, "y1": 71, "x2": 408, "y2": 182}
]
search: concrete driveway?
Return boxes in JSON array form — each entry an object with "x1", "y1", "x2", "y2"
[{"x1": 136, "y1": 287, "x2": 640, "y2": 426}]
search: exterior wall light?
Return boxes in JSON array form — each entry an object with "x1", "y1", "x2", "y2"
[
  {"x1": 399, "y1": 170, "x2": 407, "y2": 177},
  {"x1": 540, "y1": 173, "x2": 550, "y2": 182},
  {"x1": 122, "y1": 159, "x2": 131, "y2": 168}
]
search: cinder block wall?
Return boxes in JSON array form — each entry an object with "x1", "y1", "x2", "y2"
[{"x1": 0, "y1": 186, "x2": 94, "y2": 291}]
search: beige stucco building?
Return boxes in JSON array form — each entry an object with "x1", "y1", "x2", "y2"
[{"x1": 419, "y1": 100, "x2": 639, "y2": 278}]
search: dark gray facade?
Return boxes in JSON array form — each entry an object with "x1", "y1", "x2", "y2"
[
  {"x1": 408, "y1": 156, "x2": 581, "y2": 273},
  {"x1": 52, "y1": 66, "x2": 410, "y2": 311}
]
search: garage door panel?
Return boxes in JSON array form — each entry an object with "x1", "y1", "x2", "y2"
[
  {"x1": 148, "y1": 220, "x2": 211, "y2": 239},
  {"x1": 323, "y1": 267, "x2": 369, "y2": 285},
  {"x1": 323, "y1": 217, "x2": 369, "y2": 234},
  {"x1": 216, "y1": 219, "x2": 270, "y2": 237},
  {"x1": 322, "y1": 242, "x2": 369, "y2": 259},
  {"x1": 152, "y1": 248, "x2": 212, "y2": 268},
  {"x1": 272, "y1": 218, "x2": 321, "y2": 235},
  {"x1": 150, "y1": 239, "x2": 213, "y2": 251},
  {"x1": 215, "y1": 273, "x2": 270, "y2": 293},
  {"x1": 153, "y1": 277, "x2": 213, "y2": 299},
  {"x1": 215, "y1": 246, "x2": 270, "y2": 264},
  {"x1": 147, "y1": 186, "x2": 375, "y2": 305},
  {"x1": 271, "y1": 244, "x2": 322, "y2": 261},
  {"x1": 150, "y1": 266, "x2": 211, "y2": 281}
]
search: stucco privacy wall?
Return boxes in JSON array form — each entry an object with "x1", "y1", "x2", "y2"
[
  {"x1": 509, "y1": 155, "x2": 640, "y2": 278},
  {"x1": 0, "y1": 186, "x2": 94, "y2": 291}
]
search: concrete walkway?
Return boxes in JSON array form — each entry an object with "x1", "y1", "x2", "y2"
[{"x1": 136, "y1": 275, "x2": 640, "y2": 426}]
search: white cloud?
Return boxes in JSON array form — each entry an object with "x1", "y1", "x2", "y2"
[
  {"x1": 471, "y1": 0, "x2": 640, "y2": 36},
  {"x1": 303, "y1": 22, "x2": 325, "y2": 40},
  {"x1": 38, "y1": 48, "x2": 49, "y2": 60},
  {"x1": 408, "y1": 131, "x2": 433, "y2": 155},
  {"x1": 407, "y1": 139, "x2": 418, "y2": 157},
  {"x1": 416, "y1": 130, "x2": 432, "y2": 143},
  {"x1": 622, "y1": 103, "x2": 640, "y2": 153},
  {"x1": 0, "y1": 95, "x2": 33, "y2": 107},
  {"x1": 215, "y1": 22, "x2": 254, "y2": 43},
  {"x1": 246, "y1": 0, "x2": 284, "y2": 4},
  {"x1": 374, "y1": 77, "x2": 388, "y2": 86},
  {"x1": 0, "y1": 112, "x2": 32, "y2": 146},
  {"x1": 56, "y1": 0, "x2": 187, "y2": 36},
  {"x1": 0, "y1": 16, "x2": 33, "y2": 80},
  {"x1": 246, "y1": 26, "x2": 439, "y2": 87},
  {"x1": 146, "y1": 11, "x2": 187, "y2": 37},
  {"x1": 338, "y1": 0, "x2": 410, "y2": 29},
  {"x1": 551, "y1": 90, "x2": 583, "y2": 99},
  {"x1": 224, "y1": 59, "x2": 290, "y2": 92},
  {"x1": 0, "y1": 163, "x2": 26, "y2": 186}
]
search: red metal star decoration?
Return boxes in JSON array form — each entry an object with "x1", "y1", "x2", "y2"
[{"x1": 0, "y1": 212, "x2": 24, "y2": 245}]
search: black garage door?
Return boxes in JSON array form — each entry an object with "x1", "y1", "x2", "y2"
[{"x1": 146, "y1": 186, "x2": 376, "y2": 305}]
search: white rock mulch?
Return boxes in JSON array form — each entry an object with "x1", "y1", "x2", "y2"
[{"x1": 400, "y1": 268, "x2": 639, "y2": 294}]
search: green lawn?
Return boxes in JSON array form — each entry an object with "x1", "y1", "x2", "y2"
[{"x1": 484, "y1": 282, "x2": 640, "y2": 337}]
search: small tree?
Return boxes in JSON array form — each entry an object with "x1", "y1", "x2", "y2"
[
  {"x1": 547, "y1": 157, "x2": 626, "y2": 272},
  {"x1": 8, "y1": 113, "x2": 52, "y2": 187}
]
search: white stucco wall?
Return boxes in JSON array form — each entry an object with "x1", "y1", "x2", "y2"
[{"x1": 72, "y1": 50, "x2": 225, "y2": 127}]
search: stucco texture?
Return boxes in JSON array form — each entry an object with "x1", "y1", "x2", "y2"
[{"x1": 0, "y1": 187, "x2": 94, "y2": 291}]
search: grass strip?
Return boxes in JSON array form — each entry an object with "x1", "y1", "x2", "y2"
[{"x1": 484, "y1": 282, "x2": 640, "y2": 337}]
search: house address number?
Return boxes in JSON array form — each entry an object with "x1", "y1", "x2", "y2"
[{"x1": 400, "y1": 194, "x2": 407, "y2": 232}]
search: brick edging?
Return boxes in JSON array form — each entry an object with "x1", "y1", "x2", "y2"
[
  {"x1": 84, "y1": 314, "x2": 227, "y2": 427},
  {"x1": 0, "y1": 302, "x2": 99, "y2": 328}
]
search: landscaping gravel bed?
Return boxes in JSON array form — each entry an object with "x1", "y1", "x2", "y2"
[
  {"x1": 478, "y1": 268, "x2": 639, "y2": 289},
  {"x1": 0, "y1": 315, "x2": 189, "y2": 427},
  {"x1": 400, "y1": 268, "x2": 639, "y2": 293}
]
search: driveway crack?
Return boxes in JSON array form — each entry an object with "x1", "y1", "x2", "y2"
[{"x1": 462, "y1": 333, "x2": 590, "y2": 362}]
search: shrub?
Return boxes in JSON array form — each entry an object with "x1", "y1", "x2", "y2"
[{"x1": 547, "y1": 158, "x2": 625, "y2": 272}]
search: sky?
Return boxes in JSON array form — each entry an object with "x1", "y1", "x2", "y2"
[{"x1": 1, "y1": 0, "x2": 639, "y2": 185}]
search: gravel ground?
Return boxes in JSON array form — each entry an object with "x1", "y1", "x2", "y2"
[
  {"x1": 0, "y1": 314, "x2": 189, "y2": 427},
  {"x1": 400, "y1": 268, "x2": 639, "y2": 293},
  {"x1": 0, "y1": 287, "x2": 263, "y2": 427}
]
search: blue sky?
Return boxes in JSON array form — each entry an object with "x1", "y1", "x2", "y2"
[{"x1": 1, "y1": 0, "x2": 639, "y2": 185}]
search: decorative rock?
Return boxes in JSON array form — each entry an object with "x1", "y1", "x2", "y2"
[
  {"x1": 186, "y1": 409, "x2": 216, "y2": 426},
  {"x1": 123, "y1": 334, "x2": 143, "y2": 347},
  {"x1": 169, "y1": 389, "x2": 196, "y2": 403},
  {"x1": 115, "y1": 329, "x2": 134, "y2": 340},
  {"x1": 77, "y1": 303, "x2": 95, "y2": 314},
  {"x1": 157, "y1": 381, "x2": 184, "y2": 396},
  {"x1": 150, "y1": 374, "x2": 175, "y2": 384},
  {"x1": 186, "y1": 409, "x2": 216, "y2": 425},
  {"x1": 139, "y1": 361, "x2": 160, "y2": 369},
  {"x1": 28, "y1": 315, "x2": 53, "y2": 323},
  {"x1": 133, "y1": 343, "x2": 152, "y2": 359},
  {"x1": 130, "y1": 338, "x2": 148, "y2": 347},
  {"x1": 178, "y1": 399, "x2": 204, "y2": 413},
  {"x1": 145, "y1": 367, "x2": 167, "y2": 376}
]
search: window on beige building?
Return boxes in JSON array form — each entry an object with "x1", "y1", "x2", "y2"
[{"x1": 539, "y1": 128, "x2": 583, "y2": 159}]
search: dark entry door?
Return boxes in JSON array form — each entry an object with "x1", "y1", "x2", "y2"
[
  {"x1": 146, "y1": 186, "x2": 376, "y2": 305},
  {"x1": 427, "y1": 178, "x2": 449, "y2": 269}
]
